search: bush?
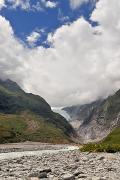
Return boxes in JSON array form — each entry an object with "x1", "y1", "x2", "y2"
[{"x1": 80, "y1": 143, "x2": 120, "y2": 153}]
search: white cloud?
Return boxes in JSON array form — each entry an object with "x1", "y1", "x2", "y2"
[
  {"x1": 0, "y1": 0, "x2": 5, "y2": 9},
  {"x1": 27, "y1": 31, "x2": 41, "y2": 46},
  {"x1": 69, "y1": 0, "x2": 89, "y2": 9},
  {"x1": 32, "y1": 2, "x2": 43, "y2": 11},
  {"x1": 69, "y1": 0, "x2": 96, "y2": 9},
  {"x1": 0, "y1": 0, "x2": 30, "y2": 11},
  {"x1": 45, "y1": 1, "x2": 57, "y2": 8},
  {"x1": 7, "y1": 0, "x2": 30, "y2": 10},
  {"x1": 0, "y1": 0, "x2": 57, "y2": 11},
  {"x1": 1, "y1": 0, "x2": 120, "y2": 107},
  {"x1": 58, "y1": 9, "x2": 70, "y2": 23},
  {"x1": 41, "y1": 0, "x2": 57, "y2": 8},
  {"x1": 0, "y1": 16, "x2": 28, "y2": 83}
]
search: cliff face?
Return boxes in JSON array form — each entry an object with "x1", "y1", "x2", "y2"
[{"x1": 63, "y1": 90, "x2": 120, "y2": 143}]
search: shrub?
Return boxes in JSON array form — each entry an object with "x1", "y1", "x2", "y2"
[{"x1": 81, "y1": 143, "x2": 120, "y2": 153}]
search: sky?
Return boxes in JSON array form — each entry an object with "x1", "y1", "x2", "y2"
[{"x1": 0, "y1": 0, "x2": 120, "y2": 107}]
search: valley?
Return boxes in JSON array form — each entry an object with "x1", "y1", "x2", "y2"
[
  {"x1": 63, "y1": 90, "x2": 120, "y2": 143},
  {"x1": 0, "y1": 0, "x2": 120, "y2": 179},
  {"x1": 0, "y1": 79, "x2": 120, "y2": 179}
]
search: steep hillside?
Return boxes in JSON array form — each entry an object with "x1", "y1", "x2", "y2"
[
  {"x1": 63, "y1": 90, "x2": 120, "y2": 143},
  {"x1": 63, "y1": 100, "x2": 104, "y2": 125},
  {"x1": 0, "y1": 79, "x2": 75, "y2": 143},
  {"x1": 81, "y1": 127, "x2": 120, "y2": 152},
  {"x1": 102, "y1": 127, "x2": 120, "y2": 145},
  {"x1": 0, "y1": 79, "x2": 51, "y2": 116}
]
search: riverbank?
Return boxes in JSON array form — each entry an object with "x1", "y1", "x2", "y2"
[
  {"x1": 0, "y1": 142, "x2": 78, "y2": 154},
  {"x1": 0, "y1": 143, "x2": 120, "y2": 180}
]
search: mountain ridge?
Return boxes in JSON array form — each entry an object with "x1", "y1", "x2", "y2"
[
  {"x1": 0, "y1": 79, "x2": 75, "y2": 144},
  {"x1": 63, "y1": 89, "x2": 120, "y2": 143}
]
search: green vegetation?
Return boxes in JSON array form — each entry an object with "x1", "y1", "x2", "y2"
[
  {"x1": 0, "y1": 79, "x2": 51, "y2": 117},
  {"x1": 103, "y1": 127, "x2": 120, "y2": 145},
  {"x1": 0, "y1": 112, "x2": 71, "y2": 144},
  {"x1": 81, "y1": 143, "x2": 120, "y2": 153},
  {"x1": 0, "y1": 79, "x2": 75, "y2": 144},
  {"x1": 81, "y1": 127, "x2": 120, "y2": 153}
]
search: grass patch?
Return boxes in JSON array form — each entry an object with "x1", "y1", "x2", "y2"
[
  {"x1": 103, "y1": 128, "x2": 120, "y2": 145},
  {"x1": 81, "y1": 143, "x2": 120, "y2": 153},
  {"x1": 0, "y1": 113, "x2": 70, "y2": 144}
]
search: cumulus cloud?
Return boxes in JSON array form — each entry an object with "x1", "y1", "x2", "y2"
[
  {"x1": 70, "y1": 0, "x2": 89, "y2": 9},
  {"x1": 41, "y1": 0, "x2": 57, "y2": 8},
  {"x1": 27, "y1": 31, "x2": 41, "y2": 47},
  {"x1": 0, "y1": 16, "x2": 28, "y2": 84},
  {"x1": 0, "y1": 0, "x2": 57, "y2": 11},
  {"x1": 6, "y1": 0, "x2": 30, "y2": 10},
  {"x1": 30, "y1": 0, "x2": 57, "y2": 11},
  {"x1": 69, "y1": 0, "x2": 97, "y2": 9},
  {"x1": 0, "y1": 0, "x2": 5, "y2": 9},
  {"x1": 0, "y1": 0, "x2": 120, "y2": 107}
]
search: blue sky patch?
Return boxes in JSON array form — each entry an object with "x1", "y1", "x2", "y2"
[{"x1": 0, "y1": 0, "x2": 97, "y2": 47}]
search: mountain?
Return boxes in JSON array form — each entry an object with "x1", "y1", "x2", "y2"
[
  {"x1": 0, "y1": 79, "x2": 75, "y2": 144},
  {"x1": 52, "y1": 107, "x2": 71, "y2": 121},
  {"x1": 63, "y1": 90, "x2": 120, "y2": 143}
]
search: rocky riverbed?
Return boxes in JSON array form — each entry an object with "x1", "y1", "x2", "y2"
[
  {"x1": 0, "y1": 142, "x2": 72, "y2": 153},
  {"x1": 0, "y1": 143, "x2": 120, "y2": 180}
]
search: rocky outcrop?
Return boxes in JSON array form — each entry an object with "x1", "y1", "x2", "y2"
[{"x1": 63, "y1": 90, "x2": 120, "y2": 143}]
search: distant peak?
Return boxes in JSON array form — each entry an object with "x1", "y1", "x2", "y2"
[{"x1": 0, "y1": 79, "x2": 23, "y2": 93}]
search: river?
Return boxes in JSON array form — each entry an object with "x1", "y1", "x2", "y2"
[{"x1": 0, "y1": 144, "x2": 79, "y2": 160}]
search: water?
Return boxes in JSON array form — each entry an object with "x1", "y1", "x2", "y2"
[{"x1": 0, "y1": 146, "x2": 79, "y2": 160}]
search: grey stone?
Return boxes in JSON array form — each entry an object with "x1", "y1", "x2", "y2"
[
  {"x1": 98, "y1": 156, "x2": 105, "y2": 161},
  {"x1": 62, "y1": 174, "x2": 75, "y2": 180},
  {"x1": 0, "y1": 144, "x2": 120, "y2": 180},
  {"x1": 29, "y1": 172, "x2": 47, "y2": 178},
  {"x1": 26, "y1": 178, "x2": 40, "y2": 180},
  {"x1": 91, "y1": 177, "x2": 102, "y2": 180},
  {"x1": 78, "y1": 174, "x2": 88, "y2": 178},
  {"x1": 40, "y1": 168, "x2": 52, "y2": 173},
  {"x1": 74, "y1": 158, "x2": 79, "y2": 162},
  {"x1": 74, "y1": 170, "x2": 81, "y2": 176},
  {"x1": 38, "y1": 172, "x2": 47, "y2": 178}
]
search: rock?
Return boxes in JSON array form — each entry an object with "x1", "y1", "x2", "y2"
[
  {"x1": 91, "y1": 177, "x2": 102, "y2": 180},
  {"x1": 0, "y1": 146, "x2": 120, "y2": 180},
  {"x1": 29, "y1": 172, "x2": 47, "y2": 178},
  {"x1": 74, "y1": 158, "x2": 79, "y2": 162},
  {"x1": 82, "y1": 157, "x2": 88, "y2": 162},
  {"x1": 62, "y1": 173, "x2": 75, "y2": 180},
  {"x1": 70, "y1": 164, "x2": 78, "y2": 170},
  {"x1": 98, "y1": 156, "x2": 105, "y2": 161},
  {"x1": 107, "y1": 167, "x2": 115, "y2": 171},
  {"x1": 28, "y1": 168, "x2": 51, "y2": 179},
  {"x1": 73, "y1": 170, "x2": 81, "y2": 176},
  {"x1": 78, "y1": 174, "x2": 88, "y2": 178},
  {"x1": 38, "y1": 172, "x2": 47, "y2": 178},
  {"x1": 40, "y1": 168, "x2": 52, "y2": 173},
  {"x1": 27, "y1": 178, "x2": 40, "y2": 180}
]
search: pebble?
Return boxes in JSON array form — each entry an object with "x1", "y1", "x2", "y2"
[
  {"x1": 0, "y1": 150, "x2": 120, "y2": 180},
  {"x1": 62, "y1": 173, "x2": 75, "y2": 180}
]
